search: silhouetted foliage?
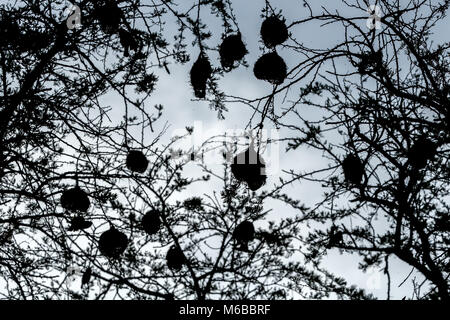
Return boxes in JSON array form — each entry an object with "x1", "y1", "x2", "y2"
[{"x1": 1, "y1": 0, "x2": 447, "y2": 301}]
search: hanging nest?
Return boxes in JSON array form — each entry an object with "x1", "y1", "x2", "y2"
[
  {"x1": 18, "y1": 30, "x2": 53, "y2": 52},
  {"x1": 260, "y1": 15, "x2": 289, "y2": 48},
  {"x1": 219, "y1": 33, "x2": 247, "y2": 71},
  {"x1": 357, "y1": 50, "x2": 383, "y2": 75},
  {"x1": 98, "y1": 227, "x2": 128, "y2": 258},
  {"x1": 0, "y1": 15, "x2": 20, "y2": 48},
  {"x1": 233, "y1": 221, "x2": 255, "y2": 251},
  {"x1": 342, "y1": 154, "x2": 364, "y2": 185},
  {"x1": 231, "y1": 145, "x2": 267, "y2": 191},
  {"x1": 126, "y1": 150, "x2": 149, "y2": 173},
  {"x1": 81, "y1": 267, "x2": 92, "y2": 286},
  {"x1": 166, "y1": 245, "x2": 186, "y2": 271},
  {"x1": 67, "y1": 216, "x2": 92, "y2": 231},
  {"x1": 61, "y1": 186, "x2": 90, "y2": 213},
  {"x1": 94, "y1": 0, "x2": 123, "y2": 34},
  {"x1": 253, "y1": 51, "x2": 287, "y2": 85},
  {"x1": 408, "y1": 136, "x2": 436, "y2": 169},
  {"x1": 119, "y1": 28, "x2": 139, "y2": 57},
  {"x1": 141, "y1": 210, "x2": 161, "y2": 235},
  {"x1": 190, "y1": 54, "x2": 212, "y2": 99}
]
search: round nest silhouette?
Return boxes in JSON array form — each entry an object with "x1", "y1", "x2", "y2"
[
  {"x1": 95, "y1": 1, "x2": 123, "y2": 34},
  {"x1": 0, "y1": 16, "x2": 20, "y2": 48},
  {"x1": 98, "y1": 227, "x2": 128, "y2": 258},
  {"x1": 61, "y1": 186, "x2": 90, "y2": 212},
  {"x1": 342, "y1": 154, "x2": 364, "y2": 185},
  {"x1": 142, "y1": 210, "x2": 161, "y2": 235},
  {"x1": 219, "y1": 33, "x2": 247, "y2": 71},
  {"x1": 233, "y1": 221, "x2": 255, "y2": 243},
  {"x1": 126, "y1": 150, "x2": 149, "y2": 173},
  {"x1": 253, "y1": 52, "x2": 287, "y2": 85},
  {"x1": 190, "y1": 54, "x2": 212, "y2": 99},
  {"x1": 166, "y1": 245, "x2": 185, "y2": 271},
  {"x1": 231, "y1": 146, "x2": 267, "y2": 191},
  {"x1": 260, "y1": 15, "x2": 289, "y2": 48},
  {"x1": 408, "y1": 136, "x2": 436, "y2": 169}
]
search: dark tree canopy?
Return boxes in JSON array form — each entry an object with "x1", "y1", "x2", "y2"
[{"x1": 0, "y1": 0, "x2": 448, "y2": 301}]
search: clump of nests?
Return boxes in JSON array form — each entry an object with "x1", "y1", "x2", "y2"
[
  {"x1": 252, "y1": 14, "x2": 289, "y2": 85},
  {"x1": 219, "y1": 33, "x2": 248, "y2": 71},
  {"x1": 231, "y1": 144, "x2": 267, "y2": 191},
  {"x1": 253, "y1": 51, "x2": 287, "y2": 85},
  {"x1": 190, "y1": 54, "x2": 212, "y2": 98}
]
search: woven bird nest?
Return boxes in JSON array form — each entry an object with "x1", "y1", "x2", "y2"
[
  {"x1": 253, "y1": 51, "x2": 287, "y2": 85},
  {"x1": 166, "y1": 245, "x2": 186, "y2": 271},
  {"x1": 260, "y1": 15, "x2": 289, "y2": 48},
  {"x1": 0, "y1": 16, "x2": 20, "y2": 48},
  {"x1": 233, "y1": 221, "x2": 255, "y2": 251},
  {"x1": 142, "y1": 210, "x2": 161, "y2": 235},
  {"x1": 408, "y1": 136, "x2": 436, "y2": 169},
  {"x1": 233, "y1": 221, "x2": 255, "y2": 243},
  {"x1": 126, "y1": 150, "x2": 149, "y2": 173},
  {"x1": 190, "y1": 54, "x2": 212, "y2": 98},
  {"x1": 342, "y1": 154, "x2": 364, "y2": 185},
  {"x1": 219, "y1": 33, "x2": 247, "y2": 71},
  {"x1": 231, "y1": 145, "x2": 267, "y2": 191},
  {"x1": 94, "y1": 1, "x2": 123, "y2": 34},
  {"x1": 98, "y1": 227, "x2": 128, "y2": 258},
  {"x1": 61, "y1": 186, "x2": 90, "y2": 213}
]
